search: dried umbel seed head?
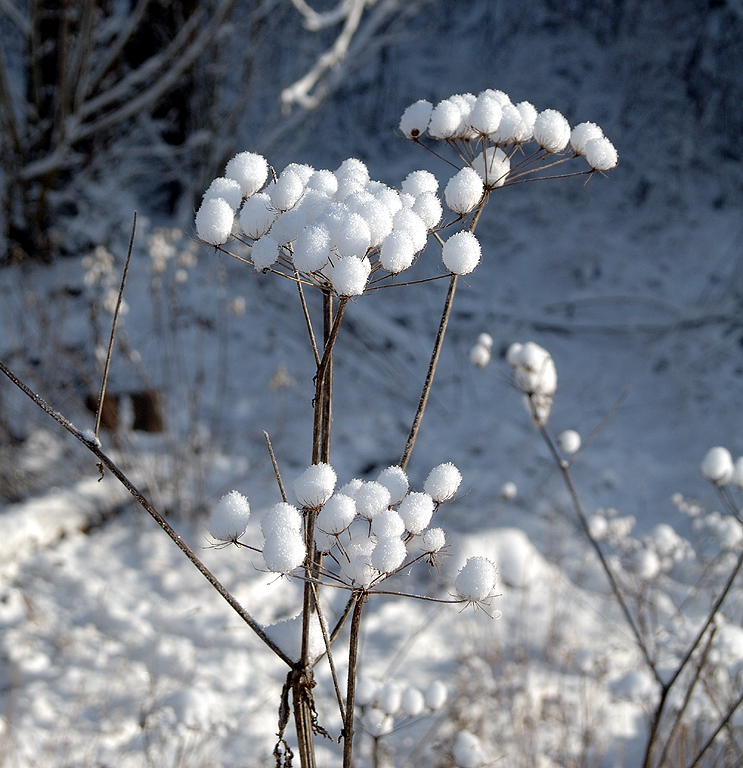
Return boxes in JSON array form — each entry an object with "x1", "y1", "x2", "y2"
[
  {"x1": 442, "y1": 231, "x2": 481, "y2": 275},
  {"x1": 399, "y1": 99, "x2": 433, "y2": 138},
  {"x1": 208, "y1": 490, "x2": 251, "y2": 541},
  {"x1": 533, "y1": 109, "x2": 571, "y2": 153},
  {"x1": 701, "y1": 446, "x2": 734, "y2": 486},
  {"x1": 424, "y1": 462, "x2": 462, "y2": 502},
  {"x1": 225, "y1": 151, "x2": 268, "y2": 197},
  {"x1": 455, "y1": 556, "x2": 497, "y2": 602},
  {"x1": 195, "y1": 197, "x2": 234, "y2": 246},
  {"x1": 294, "y1": 463, "x2": 337, "y2": 508}
]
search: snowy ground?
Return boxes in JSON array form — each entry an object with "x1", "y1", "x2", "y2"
[{"x1": 2, "y1": 2, "x2": 743, "y2": 766}]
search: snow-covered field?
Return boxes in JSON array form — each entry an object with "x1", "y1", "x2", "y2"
[{"x1": 2, "y1": 2, "x2": 743, "y2": 766}]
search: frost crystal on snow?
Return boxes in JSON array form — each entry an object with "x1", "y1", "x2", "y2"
[
  {"x1": 399, "y1": 99, "x2": 433, "y2": 138},
  {"x1": 208, "y1": 490, "x2": 251, "y2": 542},
  {"x1": 701, "y1": 446, "x2": 734, "y2": 486},
  {"x1": 444, "y1": 167, "x2": 484, "y2": 215},
  {"x1": 376, "y1": 465, "x2": 409, "y2": 505},
  {"x1": 442, "y1": 231, "x2": 481, "y2": 275},
  {"x1": 195, "y1": 197, "x2": 234, "y2": 246},
  {"x1": 294, "y1": 463, "x2": 337, "y2": 508},
  {"x1": 225, "y1": 151, "x2": 268, "y2": 197},
  {"x1": 533, "y1": 109, "x2": 571, "y2": 153},
  {"x1": 455, "y1": 556, "x2": 497, "y2": 602},
  {"x1": 424, "y1": 463, "x2": 462, "y2": 502}
]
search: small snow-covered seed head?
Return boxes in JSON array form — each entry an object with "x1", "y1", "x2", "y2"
[
  {"x1": 400, "y1": 100, "x2": 433, "y2": 139},
  {"x1": 500, "y1": 481, "x2": 517, "y2": 500},
  {"x1": 269, "y1": 169, "x2": 305, "y2": 211},
  {"x1": 424, "y1": 462, "x2": 462, "y2": 502},
  {"x1": 570, "y1": 122, "x2": 604, "y2": 155},
  {"x1": 195, "y1": 197, "x2": 234, "y2": 246},
  {"x1": 424, "y1": 680, "x2": 447, "y2": 710},
  {"x1": 208, "y1": 490, "x2": 251, "y2": 541},
  {"x1": 293, "y1": 224, "x2": 331, "y2": 272},
  {"x1": 335, "y1": 212, "x2": 371, "y2": 258},
  {"x1": 402, "y1": 170, "x2": 438, "y2": 197},
  {"x1": 370, "y1": 536, "x2": 407, "y2": 573},
  {"x1": 203, "y1": 177, "x2": 243, "y2": 210},
  {"x1": 490, "y1": 102, "x2": 523, "y2": 145},
  {"x1": 508, "y1": 341, "x2": 557, "y2": 396},
  {"x1": 428, "y1": 99, "x2": 462, "y2": 139},
  {"x1": 380, "y1": 230, "x2": 416, "y2": 274},
  {"x1": 371, "y1": 508, "x2": 405, "y2": 539},
  {"x1": 330, "y1": 256, "x2": 369, "y2": 296},
  {"x1": 585, "y1": 136, "x2": 619, "y2": 171},
  {"x1": 376, "y1": 465, "x2": 409, "y2": 505},
  {"x1": 418, "y1": 526, "x2": 446, "y2": 554},
  {"x1": 250, "y1": 235, "x2": 279, "y2": 271},
  {"x1": 455, "y1": 556, "x2": 497, "y2": 602},
  {"x1": 261, "y1": 502, "x2": 302, "y2": 538},
  {"x1": 469, "y1": 342, "x2": 491, "y2": 368},
  {"x1": 316, "y1": 493, "x2": 356, "y2": 535},
  {"x1": 442, "y1": 231, "x2": 481, "y2": 275},
  {"x1": 478, "y1": 333, "x2": 493, "y2": 349},
  {"x1": 398, "y1": 491, "x2": 435, "y2": 535},
  {"x1": 307, "y1": 169, "x2": 338, "y2": 196},
  {"x1": 701, "y1": 446, "x2": 734, "y2": 486},
  {"x1": 239, "y1": 193, "x2": 276, "y2": 240},
  {"x1": 468, "y1": 92, "x2": 502, "y2": 135},
  {"x1": 412, "y1": 191, "x2": 442, "y2": 230},
  {"x1": 294, "y1": 462, "x2": 337, "y2": 508},
  {"x1": 453, "y1": 730, "x2": 488, "y2": 768},
  {"x1": 355, "y1": 481, "x2": 392, "y2": 520},
  {"x1": 444, "y1": 167, "x2": 484, "y2": 215},
  {"x1": 401, "y1": 687, "x2": 425, "y2": 717},
  {"x1": 471, "y1": 146, "x2": 510, "y2": 188},
  {"x1": 558, "y1": 429, "x2": 582, "y2": 455},
  {"x1": 533, "y1": 109, "x2": 571, "y2": 153},
  {"x1": 262, "y1": 531, "x2": 306, "y2": 574},
  {"x1": 514, "y1": 101, "x2": 537, "y2": 142},
  {"x1": 392, "y1": 208, "x2": 428, "y2": 253},
  {"x1": 225, "y1": 151, "x2": 268, "y2": 197}
]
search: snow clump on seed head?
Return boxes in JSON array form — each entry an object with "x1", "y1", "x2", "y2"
[
  {"x1": 371, "y1": 508, "x2": 405, "y2": 539},
  {"x1": 316, "y1": 493, "x2": 356, "y2": 536},
  {"x1": 455, "y1": 556, "x2": 497, "y2": 602},
  {"x1": 701, "y1": 447, "x2": 734, "y2": 486},
  {"x1": 195, "y1": 197, "x2": 234, "y2": 246},
  {"x1": 402, "y1": 170, "x2": 438, "y2": 197},
  {"x1": 261, "y1": 502, "x2": 302, "y2": 539},
  {"x1": 293, "y1": 224, "x2": 331, "y2": 272},
  {"x1": 558, "y1": 429, "x2": 581, "y2": 455},
  {"x1": 269, "y1": 169, "x2": 305, "y2": 211},
  {"x1": 399, "y1": 99, "x2": 433, "y2": 139},
  {"x1": 203, "y1": 177, "x2": 243, "y2": 210},
  {"x1": 250, "y1": 235, "x2": 279, "y2": 271},
  {"x1": 444, "y1": 167, "x2": 484, "y2": 215},
  {"x1": 428, "y1": 99, "x2": 462, "y2": 139},
  {"x1": 424, "y1": 680, "x2": 447, "y2": 710},
  {"x1": 355, "y1": 481, "x2": 392, "y2": 520},
  {"x1": 585, "y1": 136, "x2": 619, "y2": 171},
  {"x1": 424, "y1": 462, "x2": 462, "y2": 502},
  {"x1": 442, "y1": 231, "x2": 481, "y2": 275},
  {"x1": 370, "y1": 537, "x2": 407, "y2": 573},
  {"x1": 380, "y1": 231, "x2": 415, "y2": 273},
  {"x1": 294, "y1": 462, "x2": 337, "y2": 508},
  {"x1": 398, "y1": 491, "x2": 435, "y2": 535},
  {"x1": 468, "y1": 92, "x2": 502, "y2": 135},
  {"x1": 208, "y1": 490, "x2": 251, "y2": 542},
  {"x1": 412, "y1": 191, "x2": 442, "y2": 230},
  {"x1": 330, "y1": 256, "x2": 369, "y2": 296},
  {"x1": 453, "y1": 730, "x2": 489, "y2": 768},
  {"x1": 225, "y1": 151, "x2": 268, "y2": 197},
  {"x1": 471, "y1": 146, "x2": 510, "y2": 188},
  {"x1": 533, "y1": 109, "x2": 571, "y2": 153},
  {"x1": 262, "y1": 532, "x2": 306, "y2": 574},
  {"x1": 418, "y1": 526, "x2": 445, "y2": 554},
  {"x1": 376, "y1": 465, "x2": 409, "y2": 505},
  {"x1": 570, "y1": 122, "x2": 604, "y2": 155},
  {"x1": 239, "y1": 193, "x2": 276, "y2": 240}
]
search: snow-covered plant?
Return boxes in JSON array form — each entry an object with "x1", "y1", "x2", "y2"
[{"x1": 0, "y1": 87, "x2": 616, "y2": 768}]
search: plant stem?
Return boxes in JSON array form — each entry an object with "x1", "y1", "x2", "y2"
[{"x1": 343, "y1": 594, "x2": 364, "y2": 768}]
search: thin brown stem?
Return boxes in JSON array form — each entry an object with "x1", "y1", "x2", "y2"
[
  {"x1": 311, "y1": 582, "x2": 346, "y2": 723},
  {"x1": 95, "y1": 213, "x2": 136, "y2": 438},
  {"x1": 264, "y1": 430, "x2": 287, "y2": 503},
  {"x1": 296, "y1": 268, "x2": 321, "y2": 368},
  {"x1": 343, "y1": 594, "x2": 364, "y2": 768}
]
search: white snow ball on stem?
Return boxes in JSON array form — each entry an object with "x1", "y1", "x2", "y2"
[
  {"x1": 314, "y1": 528, "x2": 336, "y2": 554},
  {"x1": 294, "y1": 462, "x2": 337, "y2": 508},
  {"x1": 335, "y1": 212, "x2": 371, "y2": 258},
  {"x1": 450, "y1": 92, "x2": 477, "y2": 138},
  {"x1": 514, "y1": 101, "x2": 537, "y2": 141},
  {"x1": 264, "y1": 613, "x2": 323, "y2": 664},
  {"x1": 453, "y1": 730, "x2": 488, "y2": 768},
  {"x1": 262, "y1": 530, "x2": 306, "y2": 574},
  {"x1": 428, "y1": 99, "x2": 461, "y2": 139},
  {"x1": 338, "y1": 478, "x2": 363, "y2": 498},
  {"x1": 269, "y1": 209, "x2": 304, "y2": 246},
  {"x1": 455, "y1": 556, "x2": 497, "y2": 602},
  {"x1": 371, "y1": 508, "x2": 405, "y2": 539},
  {"x1": 418, "y1": 526, "x2": 445, "y2": 553},
  {"x1": 469, "y1": 341, "x2": 490, "y2": 368},
  {"x1": 225, "y1": 151, "x2": 268, "y2": 197},
  {"x1": 701, "y1": 446, "x2": 734, "y2": 485},
  {"x1": 442, "y1": 231, "x2": 481, "y2": 275},
  {"x1": 630, "y1": 548, "x2": 661, "y2": 581},
  {"x1": 203, "y1": 177, "x2": 243, "y2": 210},
  {"x1": 306, "y1": 169, "x2": 338, "y2": 197},
  {"x1": 379, "y1": 682, "x2": 403, "y2": 715},
  {"x1": 412, "y1": 191, "x2": 442, "y2": 230},
  {"x1": 261, "y1": 502, "x2": 303, "y2": 538},
  {"x1": 399, "y1": 192, "x2": 416, "y2": 210},
  {"x1": 330, "y1": 256, "x2": 369, "y2": 296},
  {"x1": 392, "y1": 208, "x2": 428, "y2": 253},
  {"x1": 469, "y1": 92, "x2": 502, "y2": 135},
  {"x1": 533, "y1": 109, "x2": 571, "y2": 153},
  {"x1": 490, "y1": 102, "x2": 523, "y2": 144},
  {"x1": 398, "y1": 492, "x2": 435, "y2": 535},
  {"x1": 585, "y1": 136, "x2": 619, "y2": 171},
  {"x1": 505, "y1": 342, "x2": 523, "y2": 366},
  {"x1": 570, "y1": 121, "x2": 604, "y2": 155},
  {"x1": 587, "y1": 514, "x2": 608, "y2": 541},
  {"x1": 355, "y1": 677, "x2": 380, "y2": 707},
  {"x1": 208, "y1": 490, "x2": 251, "y2": 541},
  {"x1": 478, "y1": 332, "x2": 493, "y2": 349},
  {"x1": 401, "y1": 687, "x2": 425, "y2": 717},
  {"x1": 424, "y1": 462, "x2": 462, "y2": 502},
  {"x1": 336, "y1": 158, "x2": 369, "y2": 185},
  {"x1": 471, "y1": 146, "x2": 510, "y2": 188},
  {"x1": 195, "y1": 197, "x2": 234, "y2": 246},
  {"x1": 371, "y1": 536, "x2": 407, "y2": 573},
  {"x1": 372, "y1": 185, "x2": 402, "y2": 216},
  {"x1": 558, "y1": 429, "x2": 581, "y2": 455},
  {"x1": 348, "y1": 195, "x2": 393, "y2": 246},
  {"x1": 239, "y1": 192, "x2": 276, "y2": 240},
  {"x1": 444, "y1": 167, "x2": 484, "y2": 215},
  {"x1": 283, "y1": 162, "x2": 314, "y2": 186},
  {"x1": 380, "y1": 230, "x2": 416, "y2": 273},
  {"x1": 355, "y1": 481, "x2": 392, "y2": 520},
  {"x1": 316, "y1": 493, "x2": 356, "y2": 535},
  {"x1": 343, "y1": 553, "x2": 379, "y2": 588},
  {"x1": 363, "y1": 708, "x2": 393, "y2": 737},
  {"x1": 399, "y1": 99, "x2": 433, "y2": 138},
  {"x1": 376, "y1": 465, "x2": 409, "y2": 505},
  {"x1": 269, "y1": 169, "x2": 304, "y2": 211},
  {"x1": 500, "y1": 481, "x2": 517, "y2": 500},
  {"x1": 250, "y1": 235, "x2": 279, "y2": 271},
  {"x1": 402, "y1": 170, "x2": 439, "y2": 198},
  {"x1": 424, "y1": 680, "x2": 447, "y2": 710},
  {"x1": 733, "y1": 457, "x2": 743, "y2": 489},
  {"x1": 293, "y1": 224, "x2": 331, "y2": 272}
]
